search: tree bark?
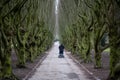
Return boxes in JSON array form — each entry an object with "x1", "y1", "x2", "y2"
[{"x1": 107, "y1": 0, "x2": 120, "y2": 80}]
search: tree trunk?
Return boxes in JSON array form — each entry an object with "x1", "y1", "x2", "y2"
[
  {"x1": 108, "y1": 20, "x2": 120, "y2": 80},
  {"x1": 107, "y1": 1, "x2": 120, "y2": 79},
  {"x1": 17, "y1": 48, "x2": 26, "y2": 68},
  {"x1": 1, "y1": 49, "x2": 12, "y2": 78},
  {"x1": 84, "y1": 32, "x2": 92, "y2": 63},
  {"x1": 28, "y1": 47, "x2": 34, "y2": 62},
  {"x1": 108, "y1": 46, "x2": 120, "y2": 80},
  {"x1": 94, "y1": 35, "x2": 102, "y2": 68},
  {"x1": 0, "y1": 45, "x2": 19, "y2": 80},
  {"x1": 84, "y1": 42, "x2": 92, "y2": 63},
  {"x1": 94, "y1": 51, "x2": 102, "y2": 68}
]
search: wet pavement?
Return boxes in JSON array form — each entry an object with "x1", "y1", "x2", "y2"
[{"x1": 28, "y1": 42, "x2": 91, "y2": 80}]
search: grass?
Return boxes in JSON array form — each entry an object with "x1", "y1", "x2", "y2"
[{"x1": 104, "y1": 48, "x2": 110, "y2": 53}]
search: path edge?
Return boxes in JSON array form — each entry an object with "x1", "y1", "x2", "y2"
[
  {"x1": 66, "y1": 52, "x2": 101, "y2": 80},
  {"x1": 22, "y1": 52, "x2": 49, "y2": 80}
]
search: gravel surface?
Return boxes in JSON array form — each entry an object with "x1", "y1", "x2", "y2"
[{"x1": 71, "y1": 51, "x2": 110, "y2": 80}]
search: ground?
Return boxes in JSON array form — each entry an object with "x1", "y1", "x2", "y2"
[
  {"x1": 27, "y1": 42, "x2": 91, "y2": 80},
  {"x1": 71, "y1": 51, "x2": 110, "y2": 80},
  {"x1": 11, "y1": 49, "x2": 48, "y2": 80},
  {"x1": 12, "y1": 42, "x2": 110, "y2": 80}
]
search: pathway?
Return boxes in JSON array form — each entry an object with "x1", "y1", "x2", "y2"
[{"x1": 28, "y1": 41, "x2": 91, "y2": 80}]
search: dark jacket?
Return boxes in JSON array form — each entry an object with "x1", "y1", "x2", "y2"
[{"x1": 59, "y1": 44, "x2": 64, "y2": 53}]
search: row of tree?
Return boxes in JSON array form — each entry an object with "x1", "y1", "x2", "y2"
[
  {"x1": 59, "y1": 0, "x2": 120, "y2": 80},
  {"x1": 0, "y1": 0, "x2": 54, "y2": 80}
]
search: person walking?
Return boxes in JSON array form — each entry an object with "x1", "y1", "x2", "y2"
[{"x1": 58, "y1": 44, "x2": 64, "y2": 58}]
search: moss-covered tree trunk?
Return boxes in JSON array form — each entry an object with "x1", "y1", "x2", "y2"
[
  {"x1": 16, "y1": 27, "x2": 26, "y2": 68},
  {"x1": 1, "y1": 48, "x2": 12, "y2": 79},
  {"x1": 94, "y1": 51, "x2": 102, "y2": 68},
  {"x1": 17, "y1": 48, "x2": 26, "y2": 68},
  {"x1": 0, "y1": 22, "x2": 19, "y2": 80},
  {"x1": 0, "y1": 0, "x2": 54, "y2": 79},
  {"x1": 84, "y1": 32, "x2": 92, "y2": 63},
  {"x1": 94, "y1": 31, "x2": 102, "y2": 68},
  {"x1": 107, "y1": 0, "x2": 120, "y2": 80},
  {"x1": 108, "y1": 24, "x2": 120, "y2": 80}
]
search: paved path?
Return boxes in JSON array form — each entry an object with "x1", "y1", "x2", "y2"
[{"x1": 28, "y1": 42, "x2": 91, "y2": 80}]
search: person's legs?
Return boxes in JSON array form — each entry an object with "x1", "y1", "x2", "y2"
[{"x1": 59, "y1": 50, "x2": 64, "y2": 58}]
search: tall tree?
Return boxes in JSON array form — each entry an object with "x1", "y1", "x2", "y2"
[{"x1": 107, "y1": 0, "x2": 120, "y2": 80}]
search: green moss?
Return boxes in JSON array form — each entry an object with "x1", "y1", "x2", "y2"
[
  {"x1": 0, "y1": 49, "x2": 14, "y2": 79},
  {"x1": 17, "y1": 48, "x2": 26, "y2": 68},
  {"x1": 104, "y1": 48, "x2": 110, "y2": 53},
  {"x1": 94, "y1": 52, "x2": 102, "y2": 68}
]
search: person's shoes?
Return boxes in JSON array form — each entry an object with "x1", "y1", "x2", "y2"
[{"x1": 58, "y1": 54, "x2": 64, "y2": 58}]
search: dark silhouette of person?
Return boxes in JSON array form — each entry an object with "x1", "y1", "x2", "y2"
[{"x1": 58, "y1": 44, "x2": 64, "y2": 58}]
